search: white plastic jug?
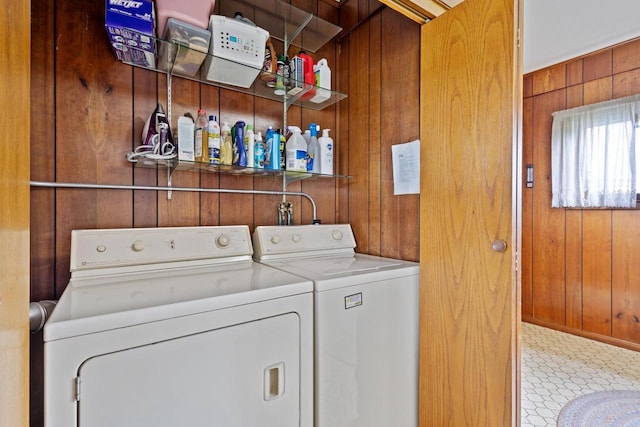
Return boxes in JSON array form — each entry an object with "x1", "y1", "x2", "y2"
[
  {"x1": 310, "y1": 58, "x2": 331, "y2": 104},
  {"x1": 285, "y1": 126, "x2": 308, "y2": 172}
]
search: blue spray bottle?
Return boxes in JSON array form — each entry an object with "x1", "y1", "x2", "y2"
[
  {"x1": 269, "y1": 129, "x2": 281, "y2": 170},
  {"x1": 234, "y1": 121, "x2": 247, "y2": 167}
]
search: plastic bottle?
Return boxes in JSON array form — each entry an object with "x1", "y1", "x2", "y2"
[
  {"x1": 306, "y1": 123, "x2": 320, "y2": 173},
  {"x1": 298, "y1": 51, "x2": 315, "y2": 100},
  {"x1": 254, "y1": 131, "x2": 265, "y2": 169},
  {"x1": 318, "y1": 128, "x2": 334, "y2": 175},
  {"x1": 275, "y1": 56, "x2": 286, "y2": 96},
  {"x1": 234, "y1": 121, "x2": 247, "y2": 167},
  {"x1": 245, "y1": 125, "x2": 255, "y2": 167},
  {"x1": 303, "y1": 129, "x2": 311, "y2": 145},
  {"x1": 279, "y1": 131, "x2": 286, "y2": 170},
  {"x1": 261, "y1": 37, "x2": 277, "y2": 87},
  {"x1": 208, "y1": 115, "x2": 220, "y2": 165},
  {"x1": 286, "y1": 126, "x2": 308, "y2": 172},
  {"x1": 267, "y1": 128, "x2": 281, "y2": 170},
  {"x1": 194, "y1": 109, "x2": 208, "y2": 163},
  {"x1": 265, "y1": 127, "x2": 274, "y2": 169},
  {"x1": 220, "y1": 122, "x2": 233, "y2": 165},
  {"x1": 311, "y1": 58, "x2": 331, "y2": 104}
]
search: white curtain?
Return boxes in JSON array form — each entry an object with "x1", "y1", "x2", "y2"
[{"x1": 551, "y1": 94, "x2": 640, "y2": 208}]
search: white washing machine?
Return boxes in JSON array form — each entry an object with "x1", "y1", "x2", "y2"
[
  {"x1": 44, "y1": 225, "x2": 313, "y2": 427},
  {"x1": 252, "y1": 224, "x2": 419, "y2": 427}
]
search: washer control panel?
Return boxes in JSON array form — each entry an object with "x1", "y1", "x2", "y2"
[
  {"x1": 252, "y1": 224, "x2": 356, "y2": 259},
  {"x1": 70, "y1": 226, "x2": 252, "y2": 271}
]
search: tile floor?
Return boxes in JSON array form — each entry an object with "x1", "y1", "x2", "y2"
[{"x1": 521, "y1": 322, "x2": 640, "y2": 426}]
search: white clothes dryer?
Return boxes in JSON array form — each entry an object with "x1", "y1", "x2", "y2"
[
  {"x1": 44, "y1": 225, "x2": 313, "y2": 427},
  {"x1": 253, "y1": 224, "x2": 419, "y2": 427}
]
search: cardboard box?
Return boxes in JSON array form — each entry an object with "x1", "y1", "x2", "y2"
[{"x1": 105, "y1": 0, "x2": 156, "y2": 68}]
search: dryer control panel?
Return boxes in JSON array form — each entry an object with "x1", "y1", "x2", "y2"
[
  {"x1": 71, "y1": 226, "x2": 253, "y2": 271},
  {"x1": 252, "y1": 224, "x2": 356, "y2": 260}
]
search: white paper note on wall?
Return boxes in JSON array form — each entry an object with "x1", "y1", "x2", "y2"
[{"x1": 392, "y1": 140, "x2": 420, "y2": 195}]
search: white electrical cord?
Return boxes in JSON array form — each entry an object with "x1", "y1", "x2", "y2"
[
  {"x1": 126, "y1": 140, "x2": 176, "y2": 162},
  {"x1": 126, "y1": 124, "x2": 177, "y2": 163}
]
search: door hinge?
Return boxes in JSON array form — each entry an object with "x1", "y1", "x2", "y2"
[
  {"x1": 75, "y1": 376, "x2": 81, "y2": 402},
  {"x1": 517, "y1": 28, "x2": 521, "y2": 49},
  {"x1": 514, "y1": 251, "x2": 519, "y2": 273}
]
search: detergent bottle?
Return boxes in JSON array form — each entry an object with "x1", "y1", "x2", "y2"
[
  {"x1": 245, "y1": 125, "x2": 255, "y2": 167},
  {"x1": 220, "y1": 122, "x2": 233, "y2": 165},
  {"x1": 234, "y1": 121, "x2": 247, "y2": 167},
  {"x1": 194, "y1": 109, "x2": 208, "y2": 163},
  {"x1": 254, "y1": 131, "x2": 265, "y2": 169}
]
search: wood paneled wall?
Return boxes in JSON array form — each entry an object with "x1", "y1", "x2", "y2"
[
  {"x1": 522, "y1": 37, "x2": 640, "y2": 349},
  {"x1": 28, "y1": 0, "x2": 420, "y2": 424}
]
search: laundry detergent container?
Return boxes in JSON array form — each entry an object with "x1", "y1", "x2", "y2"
[
  {"x1": 155, "y1": 0, "x2": 215, "y2": 38},
  {"x1": 203, "y1": 15, "x2": 268, "y2": 88}
]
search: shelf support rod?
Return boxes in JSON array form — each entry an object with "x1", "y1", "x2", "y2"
[{"x1": 30, "y1": 181, "x2": 319, "y2": 223}]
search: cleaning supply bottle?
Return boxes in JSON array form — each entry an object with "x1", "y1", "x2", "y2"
[
  {"x1": 279, "y1": 130, "x2": 286, "y2": 170},
  {"x1": 286, "y1": 126, "x2": 307, "y2": 172},
  {"x1": 234, "y1": 121, "x2": 247, "y2": 167},
  {"x1": 220, "y1": 122, "x2": 233, "y2": 165},
  {"x1": 265, "y1": 127, "x2": 274, "y2": 169},
  {"x1": 274, "y1": 56, "x2": 286, "y2": 96},
  {"x1": 245, "y1": 125, "x2": 255, "y2": 167},
  {"x1": 267, "y1": 128, "x2": 281, "y2": 170},
  {"x1": 306, "y1": 123, "x2": 320, "y2": 173},
  {"x1": 318, "y1": 128, "x2": 333, "y2": 175},
  {"x1": 254, "y1": 131, "x2": 265, "y2": 169},
  {"x1": 311, "y1": 58, "x2": 331, "y2": 104},
  {"x1": 195, "y1": 109, "x2": 208, "y2": 163},
  {"x1": 208, "y1": 115, "x2": 220, "y2": 165},
  {"x1": 303, "y1": 129, "x2": 311, "y2": 145},
  {"x1": 298, "y1": 51, "x2": 315, "y2": 100}
]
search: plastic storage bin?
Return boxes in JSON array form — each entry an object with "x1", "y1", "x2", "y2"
[
  {"x1": 155, "y1": 0, "x2": 215, "y2": 38},
  {"x1": 203, "y1": 15, "x2": 269, "y2": 88},
  {"x1": 159, "y1": 18, "x2": 211, "y2": 77}
]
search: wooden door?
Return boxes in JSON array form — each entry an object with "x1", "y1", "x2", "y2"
[
  {"x1": 0, "y1": 0, "x2": 31, "y2": 425},
  {"x1": 419, "y1": 0, "x2": 521, "y2": 425}
]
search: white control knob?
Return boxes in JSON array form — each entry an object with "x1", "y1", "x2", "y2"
[
  {"x1": 332, "y1": 230, "x2": 343, "y2": 241},
  {"x1": 132, "y1": 240, "x2": 145, "y2": 252},
  {"x1": 271, "y1": 236, "x2": 281, "y2": 244},
  {"x1": 292, "y1": 234, "x2": 301, "y2": 243},
  {"x1": 96, "y1": 245, "x2": 107, "y2": 253},
  {"x1": 216, "y1": 234, "x2": 231, "y2": 248}
]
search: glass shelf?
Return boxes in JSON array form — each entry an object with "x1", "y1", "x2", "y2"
[
  {"x1": 220, "y1": 0, "x2": 343, "y2": 53},
  {"x1": 117, "y1": 0, "x2": 346, "y2": 111},
  {"x1": 135, "y1": 156, "x2": 349, "y2": 187},
  {"x1": 123, "y1": 37, "x2": 347, "y2": 111}
]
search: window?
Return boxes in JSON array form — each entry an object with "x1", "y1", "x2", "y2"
[{"x1": 551, "y1": 94, "x2": 640, "y2": 208}]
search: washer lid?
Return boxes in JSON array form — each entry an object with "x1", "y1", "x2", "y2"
[
  {"x1": 44, "y1": 261, "x2": 313, "y2": 342},
  {"x1": 264, "y1": 253, "x2": 419, "y2": 291}
]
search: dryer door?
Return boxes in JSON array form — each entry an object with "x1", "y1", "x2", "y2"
[{"x1": 77, "y1": 313, "x2": 300, "y2": 427}]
